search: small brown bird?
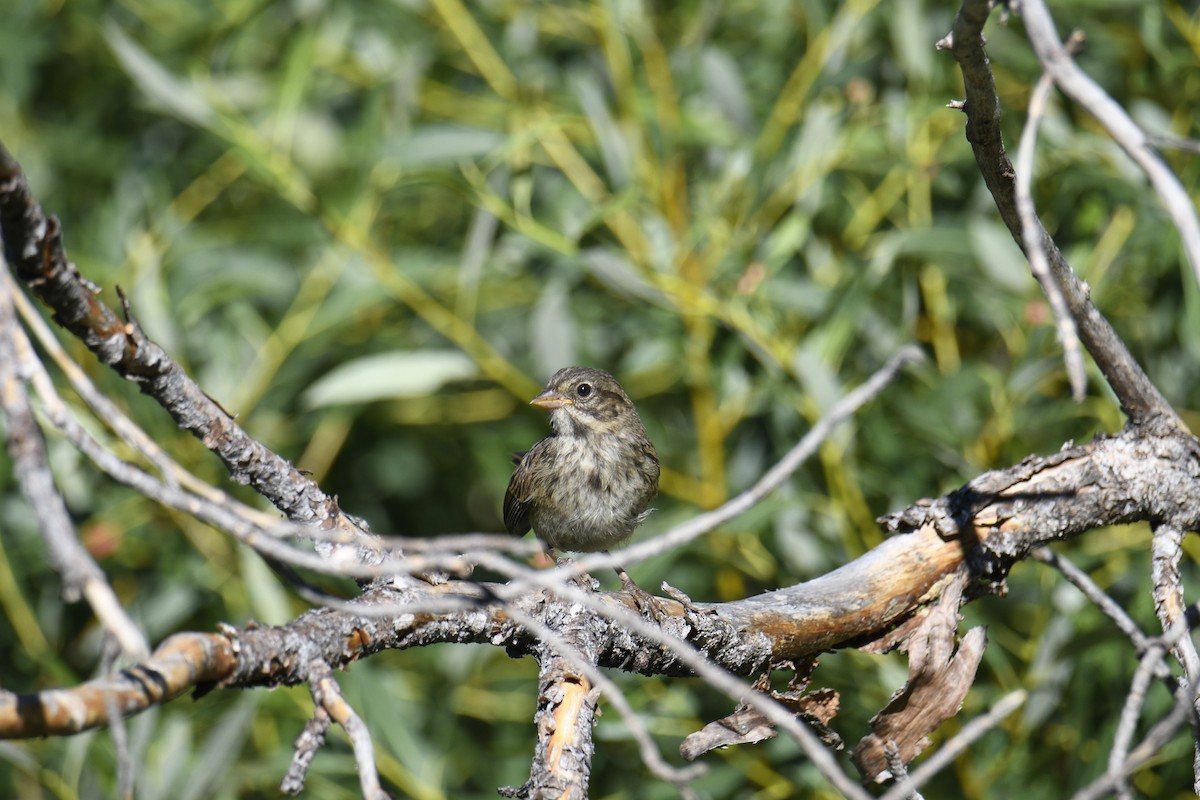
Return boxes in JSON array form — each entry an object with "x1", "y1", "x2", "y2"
[{"x1": 504, "y1": 366, "x2": 661, "y2": 607}]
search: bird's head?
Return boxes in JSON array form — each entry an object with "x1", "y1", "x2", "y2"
[{"x1": 530, "y1": 366, "x2": 642, "y2": 438}]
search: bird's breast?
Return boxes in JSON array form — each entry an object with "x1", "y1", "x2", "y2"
[{"x1": 527, "y1": 433, "x2": 657, "y2": 551}]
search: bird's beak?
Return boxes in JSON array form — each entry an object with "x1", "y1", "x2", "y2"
[{"x1": 530, "y1": 390, "x2": 572, "y2": 409}]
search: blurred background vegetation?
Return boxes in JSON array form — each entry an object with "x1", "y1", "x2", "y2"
[{"x1": 1, "y1": 0, "x2": 1199, "y2": 797}]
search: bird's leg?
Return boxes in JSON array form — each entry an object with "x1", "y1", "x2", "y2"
[
  {"x1": 545, "y1": 545, "x2": 600, "y2": 591},
  {"x1": 609, "y1": 557, "x2": 667, "y2": 623}
]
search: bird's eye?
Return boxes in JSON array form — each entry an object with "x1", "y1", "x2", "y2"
[{"x1": 576, "y1": 383, "x2": 592, "y2": 398}]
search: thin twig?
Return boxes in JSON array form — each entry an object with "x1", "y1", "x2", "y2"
[
  {"x1": 1111, "y1": 607, "x2": 1200, "y2": 800},
  {"x1": 282, "y1": 703, "x2": 331, "y2": 795},
  {"x1": 100, "y1": 638, "x2": 135, "y2": 800},
  {"x1": 1108, "y1": 642, "x2": 1166, "y2": 798},
  {"x1": 1146, "y1": 134, "x2": 1200, "y2": 155},
  {"x1": 1013, "y1": 30, "x2": 1088, "y2": 402},
  {"x1": 1019, "y1": 0, "x2": 1200, "y2": 288},
  {"x1": 1034, "y1": 549, "x2": 1152, "y2": 653},
  {"x1": 12, "y1": 275, "x2": 185, "y2": 491},
  {"x1": 1072, "y1": 683, "x2": 1195, "y2": 800},
  {"x1": 308, "y1": 661, "x2": 389, "y2": 800},
  {"x1": 0, "y1": 275, "x2": 149, "y2": 658},
  {"x1": 883, "y1": 740, "x2": 926, "y2": 800},
  {"x1": 878, "y1": 690, "x2": 1026, "y2": 800}
]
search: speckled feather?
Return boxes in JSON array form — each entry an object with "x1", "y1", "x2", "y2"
[{"x1": 504, "y1": 367, "x2": 660, "y2": 552}]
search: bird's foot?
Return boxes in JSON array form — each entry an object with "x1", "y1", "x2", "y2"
[
  {"x1": 572, "y1": 571, "x2": 601, "y2": 592},
  {"x1": 550, "y1": 552, "x2": 601, "y2": 592},
  {"x1": 661, "y1": 581, "x2": 712, "y2": 615},
  {"x1": 618, "y1": 569, "x2": 669, "y2": 624}
]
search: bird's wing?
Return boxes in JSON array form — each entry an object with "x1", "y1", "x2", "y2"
[{"x1": 503, "y1": 447, "x2": 538, "y2": 536}]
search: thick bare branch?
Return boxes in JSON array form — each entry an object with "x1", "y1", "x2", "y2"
[
  {"x1": 505, "y1": 608, "x2": 703, "y2": 790},
  {"x1": 502, "y1": 647, "x2": 598, "y2": 800},
  {"x1": 1150, "y1": 522, "x2": 1200, "y2": 790},
  {"x1": 0, "y1": 632, "x2": 233, "y2": 737}
]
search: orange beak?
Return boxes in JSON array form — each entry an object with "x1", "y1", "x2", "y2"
[{"x1": 530, "y1": 389, "x2": 572, "y2": 409}]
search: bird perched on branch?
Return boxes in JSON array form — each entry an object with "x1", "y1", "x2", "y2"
[{"x1": 504, "y1": 366, "x2": 662, "y2": 613}]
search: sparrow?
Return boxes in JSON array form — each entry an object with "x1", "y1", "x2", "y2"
[{"x1": 504, "y1": 366, "x2": 662, "y2": 611}]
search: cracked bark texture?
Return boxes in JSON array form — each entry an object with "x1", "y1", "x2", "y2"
[{"x1": 6, "y1": 423, "x2": 1197, "y2": 744}]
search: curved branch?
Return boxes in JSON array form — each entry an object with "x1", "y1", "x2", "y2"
[{"x1": 308, "y1": 661, "x2": 389, "y2": 800}]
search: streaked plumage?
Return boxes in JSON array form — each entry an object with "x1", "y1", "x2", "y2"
[{"x1": 504, "y1": 367, "x2": 660, "y2": 552}]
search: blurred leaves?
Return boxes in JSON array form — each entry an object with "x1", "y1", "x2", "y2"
[
  {"x1": 303, "y1": 350, "x2": 480, "y2": 408},
  {"x1": 1, "y1": 0, "x2": 1199, "y2": 797}
]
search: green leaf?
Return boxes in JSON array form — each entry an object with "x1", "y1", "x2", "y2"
[
  {"x1": 303, "y1": 350, "x2": 479, "y2": 408},
  {"x1": 102, "y1": 21, "x2": 214, "y2": 127}
]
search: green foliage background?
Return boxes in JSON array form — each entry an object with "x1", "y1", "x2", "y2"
[{"x1": 2, "y1": 0, "x2": 1199, "y2": 797}]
